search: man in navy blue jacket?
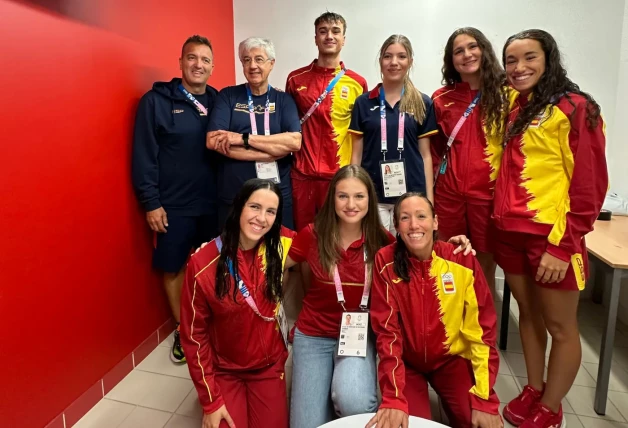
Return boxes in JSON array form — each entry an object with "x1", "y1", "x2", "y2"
[{"x1": 132, "y1": 35, "x2": 218, "y2": 363}]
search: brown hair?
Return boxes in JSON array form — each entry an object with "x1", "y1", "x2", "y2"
[
  {"x1": 378, "y1": 35, "x2": 427, "y2": 124},
  {"x1": 314, "y1": 11, "x2": 347, "y2": 34},
  {"x1": 181, "y1": 35, "x2": 213, "y2": 56},
  {"x1": 314, "y1": 165, "x2": 390, "y2": 276},
  {"x1": 442, "y1": 27, "x2": 508, "y2": 137}
]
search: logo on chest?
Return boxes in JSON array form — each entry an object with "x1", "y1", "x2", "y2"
[
  {"x1": 441, "y1": 272, "x2": 456, "y2": 294},
  {"x1": 172, "y1": 109, "x2": 184, "y2": 114},
  {"x1": 340, "y1": 86, "x2": 349, "y2": 100}
]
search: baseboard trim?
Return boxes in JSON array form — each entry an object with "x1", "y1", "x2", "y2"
[{"x1": 44, "y1": 318, "x2": 175, "y2": 428}]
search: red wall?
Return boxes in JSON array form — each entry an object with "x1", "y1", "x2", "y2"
[{"x1": 0, "y1": 1, "x2": 235, "y2": 426}]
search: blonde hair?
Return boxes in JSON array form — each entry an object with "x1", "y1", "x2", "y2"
[{"x1": 378, "y1": 35, "x2": 426, "y2": 124}]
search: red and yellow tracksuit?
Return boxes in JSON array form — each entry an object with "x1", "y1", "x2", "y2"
[
  {"x1": 493, "y1": 92, "x2": 608, "y2": 290},
  {"x1": 179, "y1": 229, "x2": 295, "y2": 428},
  {"x1": 286, "y1": 60, "x2": 368, "y2": 230},
  {"x1": 371, "y1": 241, "x2": 500, "y2": 426},
  {"x1": 431, "y1": 84, "x2": 516, "y2": 252}
]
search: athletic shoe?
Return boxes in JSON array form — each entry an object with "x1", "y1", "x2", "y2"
[
  {"x1": 520, "y1": 403, "x2": 565, "y2": 428},
  {"x1": 503, "y1": 384, "x2": 543, "y2": 426},
  {"x1": 170, "y1": 324, "x2": 186, "y2": 364}
]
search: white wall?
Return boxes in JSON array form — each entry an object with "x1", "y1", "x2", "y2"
[
  {"x1": 233, "y1": 0, "x2": 624, "y2": 150},
  {"x1": 233, "y1": 0, "x2": 628, "y2": 323},
  {"x1": 615, "y1": 1, "x2": 628, "y2": 325}
]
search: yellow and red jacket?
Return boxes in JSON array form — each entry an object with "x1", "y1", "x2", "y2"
[
  {"x1": 431, "y1": 83, "x2": 515, "y2": 201},
  {"x1": 493, "y1": 92, "x2": 608, "y2": 262},
  {"x1": 179, "y1": 228, "x2": 295, "y2": 413},
  {"x1": 286, "y1": 60, "x2": 367, "y2": 180},
  {"x1": 371, "y1": 241, "x2": 500, "y2": 415}
]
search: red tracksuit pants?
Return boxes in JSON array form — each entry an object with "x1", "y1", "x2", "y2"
[
  {"x1": 216, "y1": 358, "x2": 288, "y2": 428},
  {"x1": 405, "y1": 356, "x2": 477, "y2": 428}
]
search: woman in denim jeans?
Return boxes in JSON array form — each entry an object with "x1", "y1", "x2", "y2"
[{"x1": 284, "y1": 166, "x2": 473, "y2": 427}]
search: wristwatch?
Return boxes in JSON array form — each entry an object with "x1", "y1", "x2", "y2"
[{"x1": 242, "y1": 133, "x2": 250, "y2": 150}]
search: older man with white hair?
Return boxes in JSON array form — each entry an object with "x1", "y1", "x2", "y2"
[{"x1": 207, "y1": 37, "x2": 301, "y2": 229}]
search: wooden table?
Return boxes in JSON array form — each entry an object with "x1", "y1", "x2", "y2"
[
  {"x1": 499, "y1": 216, "x2": 628, "y2": 415},
  {"x1": 318, "y1": 413, "x2": 447, "y2": 427}
]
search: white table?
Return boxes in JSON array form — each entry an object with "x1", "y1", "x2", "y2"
[{"x1": 318, "y1": 413, "x2": 448, "y2": 427}]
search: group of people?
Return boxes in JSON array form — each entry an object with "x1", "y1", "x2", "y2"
[{"x1": 131, "y1": 10, "x2": 608, "y2": 428}]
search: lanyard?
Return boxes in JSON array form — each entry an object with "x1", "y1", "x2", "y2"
[
  {"x1": 379, "y1": 86, "x2": 405, "y2": 161},
  {"x1": 445, "y1": 92, "x2": 481, "y2": 151},
  {"x1": 333, "y1": 248, "x2": 370, "y2": 310},
  {"x1": 178, "y1": 84, "x2": 208, "y2": 116},
  {"x1": 215, "y1": 237, "x2": 275, "y2": 322},
  {"x1": 300, "y1": 68, "x2": 346, "y2": 124},
  {"x1": 245, "y1": 84, "x2": 272, "y2": 136}
]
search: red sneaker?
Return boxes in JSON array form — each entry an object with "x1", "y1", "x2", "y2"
[
  {"x1": 503, "y1": 384, "x2": 543, "y2": 426},
  {"x1": 520, "y1": 403, "x2": 565, "y2": 428}
]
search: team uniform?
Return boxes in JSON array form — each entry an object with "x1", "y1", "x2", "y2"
[
  {"x1": 179, "y1": 227, "x2": 295, "y2": 428},
  {"x1": 208, "y1": 85, "x2": 301, "y2": 229},
  {"x1": 132, "y1": 78, "x2": 219, "y2": 273},
  {"x1": 287, "y1": 225, "x2": 395, "y2": 428},
  {"x1": 493, "y1": 92, "x2": 608, "y2": 290},
  {"x1": 286, "y1": 61, "x2": 367, "y2": 230},
  {"x1": 349, "y1": 84, "x2": 438, "y2": 230},
  {"x1": 431, "y1": 83, "x2": 513, "y2": 253},
  {"x1": 371, "y1": 241, "x2": 500, "y2": 426}
]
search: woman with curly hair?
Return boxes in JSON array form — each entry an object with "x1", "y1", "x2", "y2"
[
  {"x1": 495, "y1": 30, "x2": 608, "y2": 428},
  {"x1": 431, "y1": 27, "x2": 512, "y2": 297}
]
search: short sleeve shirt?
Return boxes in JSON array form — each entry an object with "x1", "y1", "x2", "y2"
[
  {"x1": 349, "y1": 84, "x2": 438, "y2": 204},
  {"x1": 208, "y1": 84, "x2": 301, "y2": 203}
]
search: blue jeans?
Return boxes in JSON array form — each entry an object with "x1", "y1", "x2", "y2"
[{"x1": 290, "y1": 328, "x2": 379, "y2": 428}]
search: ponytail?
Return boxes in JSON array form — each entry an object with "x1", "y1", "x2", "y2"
[{"x1": 400, "y1": 77, "x2": 426, "y2": 124}]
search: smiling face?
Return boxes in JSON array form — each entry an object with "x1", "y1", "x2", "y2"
[
  {"x1": 452, "y1": 34, "x2": 481, "y2": 78},
  {"x1": 315, "y1": 20, "x2": 345, "y2": 56},
  {"x1": 241, "y1": 47, "x2": 275, "y2": 87},
  {"x1": 396, "y1": 196, "x2": 438, "y2": 260},
  {"x1": 505, "y1": 38, "x2": 546, "y2": 96},
  {"x1": 239, "y1": 189, "x2": 279, "y2": 249},
  {"x1": 334, "y1": 177, "x2": 369, "y2": 227},
  {"x1": 381, "y1": 42, "x2": 411, "y2": 83},
  {"x1": 179, "y1": 43, "x2": 214, "y2": 89}
]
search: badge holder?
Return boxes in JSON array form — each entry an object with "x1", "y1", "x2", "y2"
[
  {"x1": 335, "y1": 252, "x2": 371, "y2": 358},
  {"x1": 255, "y1": 161, "x2": 281, "y2": 183},
  {"x1": 380, "y1": 155, "x2": 407, "y2": 198},
  {"x1": 275, "y1": 302, "x2": 289, "y2": 350}
]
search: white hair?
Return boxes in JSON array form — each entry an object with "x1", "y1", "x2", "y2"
[{"x1": 238, "y1": 37, "x2": 276, "y2": 61}]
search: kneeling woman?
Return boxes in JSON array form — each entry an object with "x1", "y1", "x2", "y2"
[
  {"x1": 180, "y1": 179, "x2": 295, "y2": 428},
  {"x1": 369, "y1": 193, "x2": 502, "y2": 428}
]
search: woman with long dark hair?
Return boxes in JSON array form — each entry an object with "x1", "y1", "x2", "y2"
[
  {"x1": 496, "y1": 30, "x2": 608, "y2": 428},
  {"x1": 368, "y1": 193, "x2": 502, "y2": 428},
  {"x1": 179, "y1": 178, "x2": 295, "y2": 428},
  {"x1": 432, "y1": 27, "x2": 512, "y2": 297},
  {"x1": 350, "y1": 35, "x2": 438, "y2": 233},
  {"x1": 286, "y1": 166, "x2": 474, "y2": 428}
]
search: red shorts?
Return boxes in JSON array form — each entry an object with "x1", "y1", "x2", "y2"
[
  {"x1": 434, "y1": 191, "x2": 495, "y2": 254},
  {"x1": 292, "y1": 176, "x2": 331, "y2": 231},
  {"x1": 215, "y1": 358, "x2": 288, "y2": 428},
  {"x1": 494, "y1": 229, "x2": 588, "y2": 291}
]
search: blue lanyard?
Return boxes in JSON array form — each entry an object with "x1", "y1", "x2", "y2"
[
  {"x1": 245, "y1": 84, "x2": 272, "y2": 136},
  {"x1": 300, "y1": 68, "x2": 346, "y2": 124},
  {"x1": 214, "y1": 237, "x2": 275, "y2": 320},
  {"x1": 379, "y1": 86, "x2": 405, "y2": 160},
  {"x1": 178, "y1": 84, "x2": 208, "y2": 116}
]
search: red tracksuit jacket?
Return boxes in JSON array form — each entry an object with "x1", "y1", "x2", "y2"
[
  {"x1": 371, "y1": 241, "x2": 500, "y2": 415},
  {"x1": 493, "y1": 92, "x2": 608, "y2": 262},
  {"x1": 431, "y1": 83, "x2": 516, "y2": 200},
  {"x1": 179, "y1": 230, "x2": 295, "y2": 413},
  {"x1": 286, "y1": 60, "x2": 367, "y2": 180}
]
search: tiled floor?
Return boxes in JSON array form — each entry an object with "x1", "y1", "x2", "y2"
[{"x1": 74, "y1": 281, "x2": 628, "y2": 428}]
